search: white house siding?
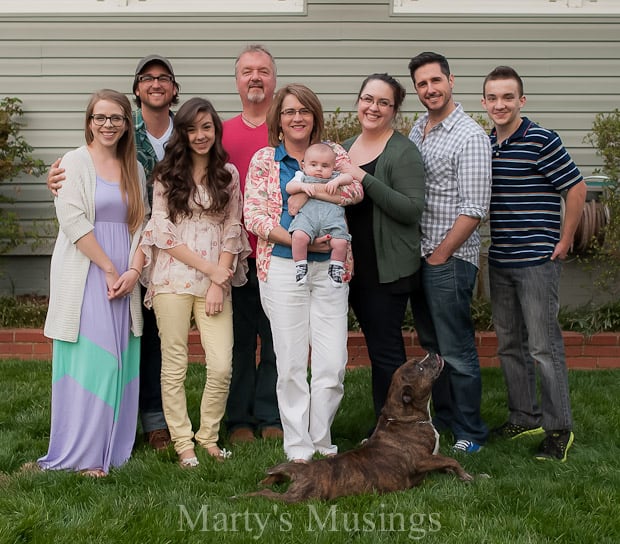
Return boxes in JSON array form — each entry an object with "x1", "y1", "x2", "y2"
[{"x1": 0, "y1": 0, "x2": 618, "y2": 294}]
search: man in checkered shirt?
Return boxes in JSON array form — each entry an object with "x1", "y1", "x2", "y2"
[{"x1": 408, "y1": 51, "x2": 492, "y2": 455}]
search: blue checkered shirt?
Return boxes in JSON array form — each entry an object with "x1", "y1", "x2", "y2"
[{"x1": 409, "y1": 103, "x2": 492, "y2": 267}]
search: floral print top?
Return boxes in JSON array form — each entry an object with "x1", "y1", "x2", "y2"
[
  {"x1": 141, "y1": 163, "x2": 251, "y2": 308},
  {"x1": 244, "y1": 142, "x2": 363, "y2": 282}
]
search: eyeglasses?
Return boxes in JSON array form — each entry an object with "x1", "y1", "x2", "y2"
[
  {"x1": 359, "y1": 95, "x2": 394, "y2": 109},
  {"x1": 90, "y1": 114, "x2": 127, "y2": 127},
  {"x1": 280, "y1": 108, "x2": 313, "y2": 118},
  {"x1": 137, "y1": 74, "x2": 174, "y2": 84}
]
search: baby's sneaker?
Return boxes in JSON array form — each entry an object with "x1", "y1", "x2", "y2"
[
  {"x1": 328, "y1": 263, "x2": 344, "y2": 288},
  {"x1": 295, "y1": 262, "x2": 308, "y2": 285}
]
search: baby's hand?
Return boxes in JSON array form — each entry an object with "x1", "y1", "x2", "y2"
[
  {"x1": 301, "y1": 183, "x2": 316, "y2": 197},
  {"x1": 325, "y1": 179, "x2": 340, "y2": 195}
]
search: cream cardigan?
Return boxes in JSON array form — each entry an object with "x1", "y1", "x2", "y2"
[{"x1": 44, "y1": 145, "x2": 148, "y2": 342}]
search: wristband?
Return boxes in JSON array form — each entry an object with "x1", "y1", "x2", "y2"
[{"x1": 129, "y1": 267, "x2": 141, "y2": 276}]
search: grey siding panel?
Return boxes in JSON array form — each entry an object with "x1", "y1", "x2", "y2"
[{"x1": 0, "y1": 1, "x2": 618, "y2": 294}]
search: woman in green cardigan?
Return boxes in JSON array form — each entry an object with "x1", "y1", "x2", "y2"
[{"x1": 339, "y1": 73, "x2": 425, "y2": 424}]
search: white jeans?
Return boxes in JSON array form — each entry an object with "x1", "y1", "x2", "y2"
[{"x1": 260, "y1": 256, "x2": 349, "y2": 461}]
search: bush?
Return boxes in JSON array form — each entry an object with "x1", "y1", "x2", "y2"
[
  {"x1": 0, "y1": 295, "x2": 48, "y2": 328},
  {"x1": 0, "y1": 97, "x2": 47, "y2": 254},
  {"x1": 581, "y1": 109, "x2": 620, "y2": 295},
  {"x1": 324, "y1": 108, "x2": 417, "y2": 144}
]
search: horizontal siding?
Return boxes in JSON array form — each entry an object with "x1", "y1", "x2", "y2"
[{"x1": 0, "y1": 1, "x2": 618, "y2": 294}]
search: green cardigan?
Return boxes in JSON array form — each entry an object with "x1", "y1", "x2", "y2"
[{"x1": 343, "y1": 131, "x2": 425, "y2": 284}]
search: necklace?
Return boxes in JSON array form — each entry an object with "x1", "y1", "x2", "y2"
[{"x1": 241, "y1": 113, "x2": 262, "y2": 128}]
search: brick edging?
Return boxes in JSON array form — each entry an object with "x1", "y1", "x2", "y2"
[{"x1": 1, "y1": 328, "x2": 619, "y2": 369}]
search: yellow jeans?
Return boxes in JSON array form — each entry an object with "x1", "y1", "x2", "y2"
[{"x1": 153, "y1": 293, "x2": 233, "y2": 455}]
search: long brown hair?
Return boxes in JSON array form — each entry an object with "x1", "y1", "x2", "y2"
[
  {"x1": 266, "y1": 84, "x2": 324, "y2": 148},
  {"x1": 84, "y1": 89, "x2": 144, "y2": 234},
  {"x1": 152, "y1": 97, "x2": 231, "y2": 223}
]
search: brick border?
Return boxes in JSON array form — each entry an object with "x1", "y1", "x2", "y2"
[{"x1": 1, "y1": 328, "x2": 619, "y2": 369}]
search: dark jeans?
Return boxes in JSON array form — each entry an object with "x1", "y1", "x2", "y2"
[
  {"x1": 226, "y1": 259, "x2": 280, "y2": 432},
  {"x1": 349, "y1": 276, "x2": 415, "y2": 420},
  {"x1": 489, "y1": 260, "x2": 572, "y2": 431},
  {"x1": 139, "y1": 286, "x2": 167, "y2": 433},
  {"x1": 411, "y1": 257, "x2": 488, "y2": 445}
]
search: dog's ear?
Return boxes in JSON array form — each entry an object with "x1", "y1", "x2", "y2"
[{"x1": 402, "y1": 385, "x2": 413, "y2": 405}]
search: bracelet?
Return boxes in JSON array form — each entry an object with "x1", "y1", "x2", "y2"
[{"x1": 129, "y1": 267, "x2": 141, "y2": 276}]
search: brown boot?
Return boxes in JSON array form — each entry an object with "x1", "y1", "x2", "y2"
[
  {"x1": 145, "y1": 428, "x2": 171, "y2": 450},
  {"x1": 261, "y1": 427, "x2": 284, "y2": 440},
  {"x1": 228, "y1": 427, "x2": 256, "y2": 444}
]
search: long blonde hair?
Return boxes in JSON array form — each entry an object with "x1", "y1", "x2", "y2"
[{"x1": 84, "y1": 89, "x2": 144, "y2": 233}]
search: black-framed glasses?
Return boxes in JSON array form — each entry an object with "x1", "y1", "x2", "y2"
[
  {"x1": 137, "y1": 74, "x2": 174, "y2": 84},
  {"x1": 280, "y1": 108, "x2": 313, "y2": 118},
  {"x1": 90, "y1": 114, "x2": 127, "y2": 127},
  {"x1": 359, "y1": 95, "x2": 394, "y2": 109}
]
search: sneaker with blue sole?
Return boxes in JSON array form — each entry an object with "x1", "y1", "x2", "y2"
[{"x1": 452, "y1": 439, "x2": 483, "y2": 454}]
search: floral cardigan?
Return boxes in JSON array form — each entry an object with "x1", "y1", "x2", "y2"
[{"x1": 244, "y1": 142, "x2": 364, "y2": 282}]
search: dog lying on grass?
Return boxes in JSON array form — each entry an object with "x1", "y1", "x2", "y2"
[{"x1": 245, "y1": 352, "x2": 473, "y2": 502}]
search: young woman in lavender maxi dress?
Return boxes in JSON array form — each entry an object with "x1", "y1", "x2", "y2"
[{"x1": 39, "y1": 89, "x2": 148, "y2": 477}]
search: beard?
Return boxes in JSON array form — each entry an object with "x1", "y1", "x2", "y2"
[{"x1": 247, "y1": 88, "x2": 266, "y2": 104}]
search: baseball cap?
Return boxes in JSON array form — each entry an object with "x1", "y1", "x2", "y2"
[{"x1": 134, "y1": 54, "x2": 175, "y2": 77}]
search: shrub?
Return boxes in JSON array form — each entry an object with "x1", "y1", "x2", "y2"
[
  {"x1": 0, "y1": 295, "x2": 48, "y2": 328},
  {"x1": 324, "y1": 108, "x2": 417, "y2": 144},
  {"x1": 0, "y1": 97, "x2": 47, "y2": 254},
  {"x1": 581, "y1": 109, "x2": 620, "y2": 295}
]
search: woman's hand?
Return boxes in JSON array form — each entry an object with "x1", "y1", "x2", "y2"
[
  {"x1": 109, "y1": 268, "x2": 140, "y2": 299},
  {"x1": 103, "y1": 268, "x2": 121, "y2": 299},
  {"x1": 338, "y1": 161, "x2": 366, "y2": 182},
  {"x1": 207, "y1": 262, "x2": 233, "y2": 289},
  {"x1": 205, "y1": 284, "x2": 225, "y2": 317},
  {"x1": 47, "y1": 158, "x2": 66, "y2": 196},
  {"x1": 308, "y1": 234, "x2": 332, "y2": 253}
]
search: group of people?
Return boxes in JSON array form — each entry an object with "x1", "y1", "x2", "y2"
[{"x1": 35, "y1": 46, "x2": 585, "y2": 476}]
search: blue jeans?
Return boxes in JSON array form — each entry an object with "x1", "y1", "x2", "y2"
[
  {"x1": 489, "y1": 260, "x2": 572, "y2": 431},
  {"x1": 411, "y1": 257, "x2": 488, "y2": 444}
]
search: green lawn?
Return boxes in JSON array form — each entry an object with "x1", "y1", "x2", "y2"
[{"x1": 1, "y1": 360, "x2": 619, "y2": 544}]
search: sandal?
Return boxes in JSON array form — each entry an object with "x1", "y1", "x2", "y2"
[
  {"x1": 205, "y1": 446, "x2": 232, "y2": 462},
  {"x1": 80, "y1": 468, "x2": 106, "y2": 478},
  {"x1": 178, "y1": 448, "x2": 200, "y2": 469},
  {"x1": 19, "y1": 462, "x2": 42, "y2": 474},
  {"x1": 178, "y1": 456, "x2": 199, "y2": 469}
]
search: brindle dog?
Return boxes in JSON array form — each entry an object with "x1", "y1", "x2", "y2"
[{"x1": 245, "y1": 353, "x2": 473, "y2": 502}]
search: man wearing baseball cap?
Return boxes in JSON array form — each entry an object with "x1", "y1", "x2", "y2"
[{"x1": 130, "y1": 54, "x2": 179, "y2": 450}]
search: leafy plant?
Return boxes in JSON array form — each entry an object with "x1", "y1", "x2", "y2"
[
  {"x1": 582, "y1": 109, "x2": 620, "y2": 295},
  {"x1": 0, "y1": 97, "x2": 47, "y2": 254},
  {"x1": 0, "y1": 295, "x2": 48, "y2": 328},
  {"x1": 324, "y1": 107, "x2": 417, "y2": 144}
]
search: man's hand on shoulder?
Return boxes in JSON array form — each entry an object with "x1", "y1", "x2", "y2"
[{"x1": 47, "y1": 158, "x2": 66, "y2": 196}]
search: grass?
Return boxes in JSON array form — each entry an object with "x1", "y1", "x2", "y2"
[{"x1": 0, "y1": 361, "x2": 619, "y2": 543}]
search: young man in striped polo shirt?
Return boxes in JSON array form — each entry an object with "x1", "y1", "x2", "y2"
[{"x1": 482, "y1": 66, "x2": 586, "y2": 462}]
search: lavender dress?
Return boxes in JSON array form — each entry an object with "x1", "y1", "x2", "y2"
[{"x1": 38, "y1": 177, "x2": 140, "y2": 473}]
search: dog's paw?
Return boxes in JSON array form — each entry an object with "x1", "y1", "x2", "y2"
[{"x1": 459, "y1": 471, "x2": 475, "y2": 482}]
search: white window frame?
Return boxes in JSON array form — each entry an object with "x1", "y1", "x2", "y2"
[
  {"x1": 0, "y1": 0, "x2": 306, "y2": 15},
  {"x1": 392, "y1": 0, "x2": 620, "y2": 16}
]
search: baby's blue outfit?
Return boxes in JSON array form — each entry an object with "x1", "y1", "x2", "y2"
[{"x1": 288, "y1": 171, "x2": 351, "y2": 242}]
